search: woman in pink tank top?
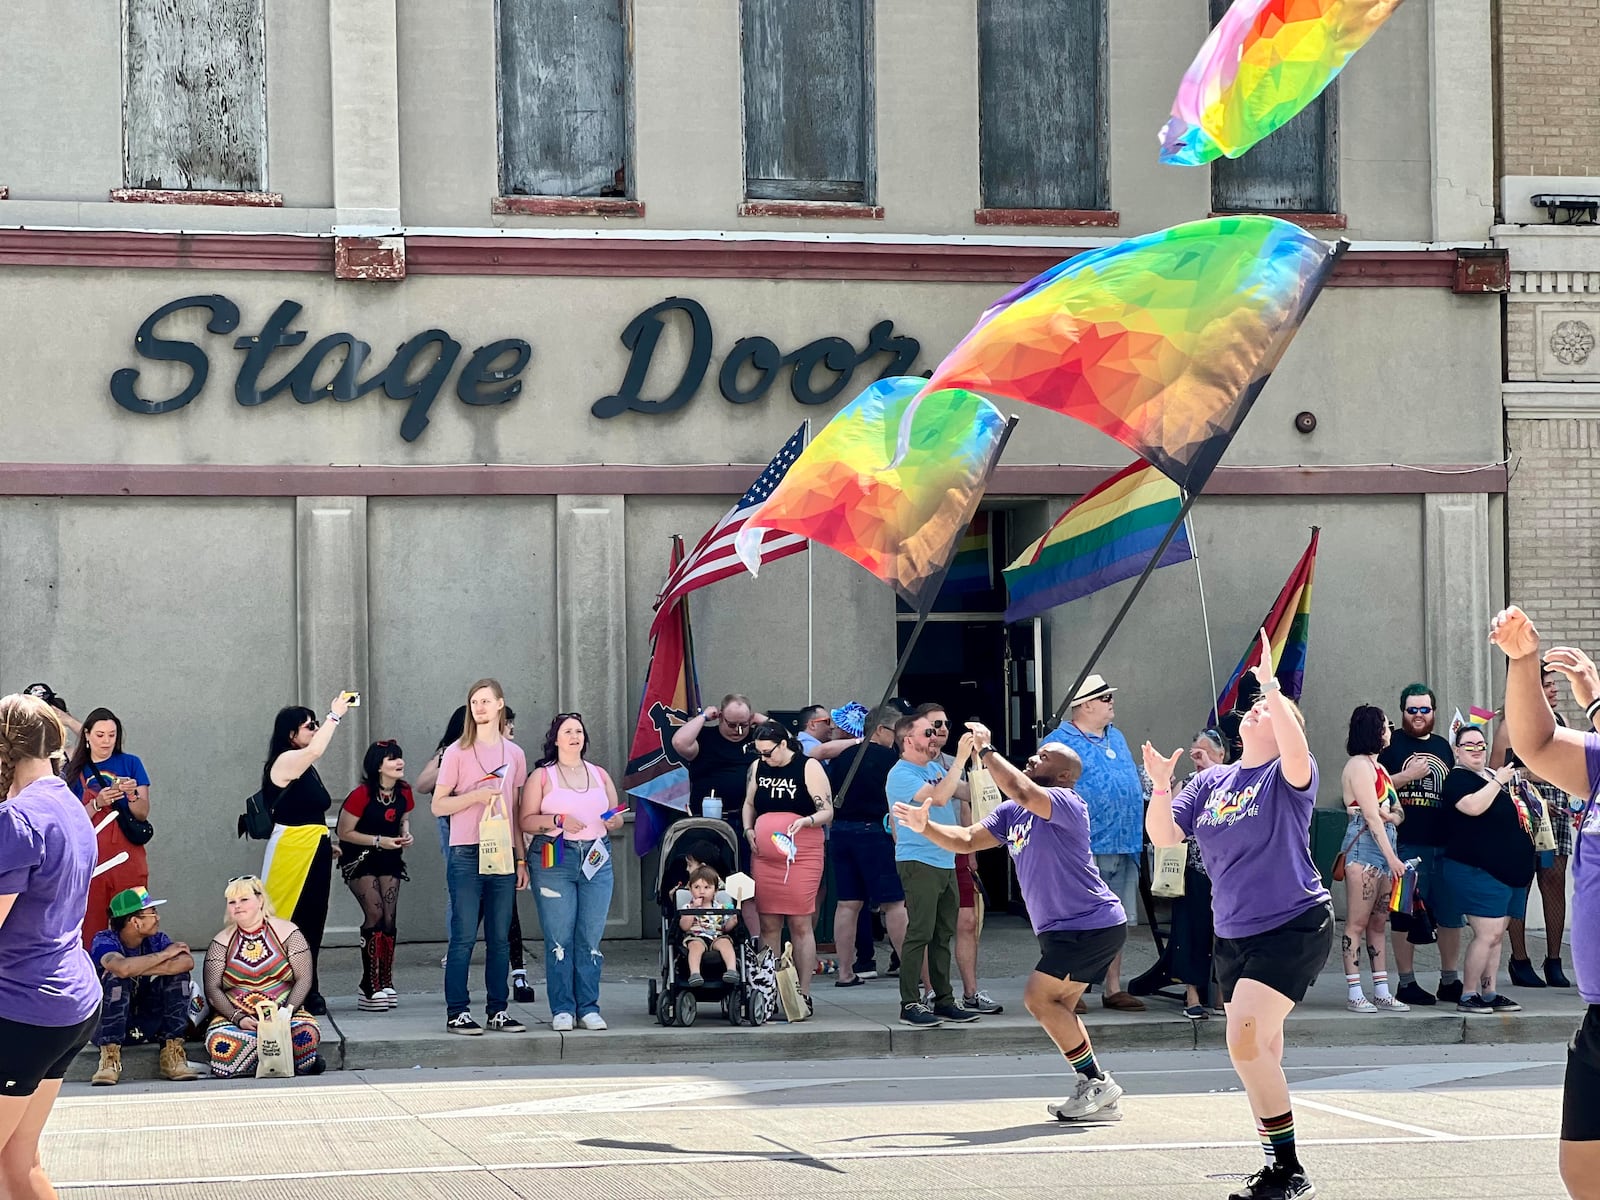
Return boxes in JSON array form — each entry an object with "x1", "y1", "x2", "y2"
[{"x1": 520, "y1": 714, "x2": 625, "y2": 1030}]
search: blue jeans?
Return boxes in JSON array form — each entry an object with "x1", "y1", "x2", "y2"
[
  {"x1": 446, "y1": 845, "x2": 515, "y2": 1018},
  {"x1": 530, "y1": 838, "x2": 613, "y2": 1018},
  {"x1": 437, "y1": 815, "x2": 454, "y2": 933},
  {"x1": 94, "y1": 970, "x2": 189, "y2": 1046}
]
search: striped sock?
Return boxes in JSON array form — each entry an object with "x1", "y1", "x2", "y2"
[
  {"x1": 1256, "y1": 1119, "x2": 1274, "y2": 1165},
  {"x1": 1345, "y1": 973, "x2": 1364, "y2": 1002},
  {"x1": 1372, "y1": 971, "x2": 1392, "y2": 1001},
  {"x1": 1259, "y1": 1110, "x2": 1301, "y2": 1172},
  {"x1": 1064, "y1": 1038, "x2": 1103, "y2": 1080}
]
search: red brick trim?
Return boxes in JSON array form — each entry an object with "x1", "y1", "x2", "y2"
[
  {"x1": 738, "y1": 200, "x2": 884, "y2": 220},
  {"x1": 975, "y1": 208, "x2": 1119, "y2": 228},
  {"x1": 492, "y1": 196, "x2": 644, "y2": 218},
  {"x1": 1210, "y1": 210, "x2": 1348, "y2": 230},
  {"x1": 110, "y1": 188, "x2": 284, "y2": 207},
  {"x1": 0, "y1": 229, "x2": 1495, "y2": 289},
  {"x1": 334, "y1": 236, "x2": 405, "y2": 281},
  {"x1": 0, "y1": 461, "x2": 1507, "y2": 499}
]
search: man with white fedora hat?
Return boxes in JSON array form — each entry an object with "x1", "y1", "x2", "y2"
[{"x1": 1044, "y1": 674, "x2": 1147, "y2": 1011}]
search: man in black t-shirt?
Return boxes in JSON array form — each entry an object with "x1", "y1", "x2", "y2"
[
  {"x1": 827, "y1": 705, "x2": 909, "y2": 985},
  {"x1": 670, "y1": 692, "x2": 762, "y2": 819},
  {"x1": 1378, "y1": 682, "x2": 1465, "y2": 1006}
]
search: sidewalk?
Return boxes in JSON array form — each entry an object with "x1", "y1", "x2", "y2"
[{"x1": 73, "y1": 917, "x2": 1587, "y2": 1078}]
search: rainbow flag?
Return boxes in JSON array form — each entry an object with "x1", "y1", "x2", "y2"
[
  {"x1": 1211, "y1": 528, "x2": 1319, "y2": 722},
  {"x1": 540, "y1": 840, "x2": 563, "y2": 869},
  {"x1": 1002, "y1": 463, "x2": 1194, "y2": 623},
  {"x1": 917, "y1": 216, "x2": 1342, "y2": 495},
  {"x1": 736, "y1": 377, "x2": 1010, "y2": 610},
  {"x1": 1469, "y1": 705, "x2": 1497, "y2": 725},
  {"x1": 1162, "y1": 1, "x2": 1404, "y2": 166},
  {"x1": 943, "y1": 513, "x2": 995, "y2": 594},
  {"x1": 1390, "y1": 862, "x2": 1417, "y2": 915}
]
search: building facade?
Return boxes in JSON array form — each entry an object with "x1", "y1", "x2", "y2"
[{"x1": 0, "y1": 1, "x2": 1504, "y2": 940}]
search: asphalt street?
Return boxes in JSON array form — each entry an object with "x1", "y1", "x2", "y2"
[{"x1": 46, "y1": 1042, "x2": 1569, "y2": 1199}]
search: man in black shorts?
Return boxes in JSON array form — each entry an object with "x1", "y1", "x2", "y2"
[
  {"x1": 893, "y1": 723, "x2": 1128, "y2": 1121},
  {"x1": 827, "y1": 705, "x2": 909, "y2": 987}
]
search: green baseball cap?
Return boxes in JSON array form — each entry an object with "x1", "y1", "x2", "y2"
[{"x1": 109, "y1": 887, "x2": 165, "y2": 920}]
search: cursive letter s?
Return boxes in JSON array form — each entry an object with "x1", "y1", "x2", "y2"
[{"x1": 109, "y1": 295, "x2": 241, "y2": 415}]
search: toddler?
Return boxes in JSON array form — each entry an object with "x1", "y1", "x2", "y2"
[{"x1": 679, "y1": 865, "x2": 740, "y2": 986}]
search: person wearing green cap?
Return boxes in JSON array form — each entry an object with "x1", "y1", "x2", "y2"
[{"x1": 87, "y1": 887, "x2": 198, "y2": 1085}]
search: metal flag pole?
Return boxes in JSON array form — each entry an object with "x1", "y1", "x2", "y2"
[
  {"x1": 1049, "y1": 487, "x2": 1201, "y2": 727},
  {"x1": 1186, "y1": 495, "x2": 1221, "y2": 718},
  {"x1": 805, "y1": 418, "x2": 814, "y2": 702}
]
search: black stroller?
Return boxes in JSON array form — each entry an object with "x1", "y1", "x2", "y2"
[{"x1": 648, "y1": 819, "x2": 771, "y2": 1026}]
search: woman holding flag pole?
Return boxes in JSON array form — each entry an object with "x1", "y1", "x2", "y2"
[{"x1": 1146, "y1": 628, "x2": 1332, "y2": 1200}]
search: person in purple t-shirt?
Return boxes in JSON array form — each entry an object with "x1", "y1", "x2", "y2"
[
  {"x1": 1491, "y1": 605, "x2": 1600, "y2": 1200},
  {"x1": 1146, "y1": 629, "x2": 1332, "y2": 1200},
  {"x1": 0, "y1": 692, "x2": 101, "y2": 1197},
  {"x1": 893, "y1": 722, "x2": 1127, "y2": 1124}
]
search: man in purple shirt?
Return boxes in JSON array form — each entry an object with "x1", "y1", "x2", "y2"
[
  {"x1": 893, "y1": 722, "x2": 1126, "y2": 1123},
  {"x1": 1491, "y1": 605, "x2": 1600, "y2": 1200}
]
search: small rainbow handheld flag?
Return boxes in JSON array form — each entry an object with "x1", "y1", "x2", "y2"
[
  {"x1": 540, "y1": 840, "x2": 563, "y2": 868},
  {"x1": 1390, "y1": 862, "x2": 1419, "y2": 915}
]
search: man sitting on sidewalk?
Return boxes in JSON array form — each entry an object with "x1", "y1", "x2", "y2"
[
  {"x1": 893, "y1": 724, "x2": 1126, "y2": 1121},
  {"x1": 89, "y1": 887, "x2": 199, "y2": 1085}
]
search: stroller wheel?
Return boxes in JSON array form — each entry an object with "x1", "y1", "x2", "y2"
[
  {"x1": 677, "y1": 992, "x2": 698, "y2": 1027},
  {"x1": 647, "y1": 978, "x2": 658, "y2": 1016},
  {"x1": 658, "y1": 991, "x2": 677, "y2": 1026}
]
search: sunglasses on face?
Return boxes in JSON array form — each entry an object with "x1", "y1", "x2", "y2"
[
  {"x1": 916, "y1": 727, "x2": 937, "y2": 738},
  {"x1": 1458, "y1": 742, "x2": 1486, "y2": 751},
  {"x1": 1405, "y1": 706, "x2": 1433, "y2": 715},
  {"x1": 929, "y1": 719, "x2": 949, "y2": 730},
  {"x1": 756, "y1": 745, "x2": 782, "y2": 759},
  {"x1": 303, "y1": 719, "x2": 320, "y2": 731}
]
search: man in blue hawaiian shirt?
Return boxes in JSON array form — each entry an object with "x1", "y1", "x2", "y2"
[{"x1": 1044, "y1": 674, "x2": 1147, "y2": 1011}]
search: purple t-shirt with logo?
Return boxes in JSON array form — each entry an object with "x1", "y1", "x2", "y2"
[
  {"x1": 1574, "y1": 734, "x2": 1600, "y2": 1005},
  {"x1": 1172, "y1": 756, "x2": 1330, "y2": 939},
  {"x1": 0, "y1": 775, "x2": 100, "y2": 1026},
  {"x1": 981, "y1": 790, "x2": 1125, "y2": 933}
]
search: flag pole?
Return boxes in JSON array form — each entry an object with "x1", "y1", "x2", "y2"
[
  {"x1": 833, "y1": 416, "x2": 1018, "y2": 806},
  {"x1": 1049, "y1": 487, "x2": 1201, "y2": 727},
  {"x1": 1186, "y1": 497, "x2": 1221, "y2": 721},
  {"x1": 805, "y1": 419, "x2": 814, "y2": 703}
]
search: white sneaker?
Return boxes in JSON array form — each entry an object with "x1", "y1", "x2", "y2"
[
  {"x1": 579, "y1": 1012, "x2": 608, "y2": 1030},
  {"x1": 551, "y1": 1012, "x2": 575, "y2": 1032},
  {"x1": 1048, "y1": 1072, "x2": 1123, "y2": 1120},
  {"x1": 1372, "y1": 994, "x2": 1410, "y2": 1012},
  {"x1": 1347, "y1": 995, "x2": 1378, "y2": 1013}
]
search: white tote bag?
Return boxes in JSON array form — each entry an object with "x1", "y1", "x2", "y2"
[{"x1": 254, "y1": 1000, "x2": 295, "y2": 1079}]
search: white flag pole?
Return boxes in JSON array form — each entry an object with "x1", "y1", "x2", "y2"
[
  {"x1": 805, "y1": 419, "x2": 814, "y2": 701},
  {"x1": 1186, "y1": 495, "x2": 1221, "y2": 720}
]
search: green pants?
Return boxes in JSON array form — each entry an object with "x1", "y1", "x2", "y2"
[{"x1": 897, "y1": 860, "x2": 958, "y2": 1008}]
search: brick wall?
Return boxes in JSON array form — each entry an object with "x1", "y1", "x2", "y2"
[
  {"x1": 1498, "y1": 0, "x2": 1600, "y2": 176},
  {"x1": 1507, "y1": 417, "x2": 1600, "y2": 721}
]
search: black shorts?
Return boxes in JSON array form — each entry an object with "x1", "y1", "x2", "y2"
[
  {"x1": 1214, "y1": 902, "x2": 1334, "y2": 1004},
  {"x1": 0, "y1": 1008, "x2": 99, "y2": 1097},
  {"x1": 1563, "y1": 1004, "x2": 1600, "y2": 1142},
  {"x1": 830, "y1": 822, "x2": 905, "y2": 906},
  {"x1": 1035, "y1": 923, "x2": 1127, "y2": 985}
]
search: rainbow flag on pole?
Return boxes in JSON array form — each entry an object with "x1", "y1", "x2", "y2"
[
  {"x1": 1211, "y1": 528, "x2": 1319, "y2": 722},
  {"x1": 1002, "y1": 462, "x2": 1194, "y2": 623}
]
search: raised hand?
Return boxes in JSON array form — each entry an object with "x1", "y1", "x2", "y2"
[
  {"x1": 892, "y1": 801, "x2": 930, "y2": 834},
  {"x1": 1142, "y1": 742, "x2": 1185, "y2": 788},
  {"x1": 1544, "y1": 645, "x2": 1600, "y2": 711},
  {"x1": 1247, "y1": 627, "x2": 1274, "y2": 686},
  {"x1": 1489, "y1": 606, "x2": 1540, "y2": 661},
  {"x1": 965, "y1": 721, "x2": 993, "y2": 750}
]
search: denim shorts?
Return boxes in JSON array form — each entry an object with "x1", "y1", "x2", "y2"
[
  {"x1": 1094, "y1": 853, "x2": 1140, "y2": 926},
  {"x1": 1344, "y1": 813, "x2": 1398, "y2": 873},
  {"x1": 1440, "y1": 857, "x2": 1529, "y2": 922}
]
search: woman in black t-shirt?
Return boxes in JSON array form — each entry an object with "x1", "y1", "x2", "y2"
[
  {"x1": 337, "y1": 740, "x2": 415, "y2": 1012},
  {"x1": 1440, "y1": 724, "x2": 1537, "y2": 1015}
]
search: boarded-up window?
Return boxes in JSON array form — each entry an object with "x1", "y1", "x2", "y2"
[
  {"x1": 978, "y1": 0, "x2": 1108, "y2": 210},
  {"x1": 499, "y1": 0, "x2": 630, "y2": 198},
  {"x1": 1208, "y1": 0, "x2": 1338, "y2": 213},
  {"x1": 742, "y1": 0, "x2": 872, "y2": 203},
  {"x1": 123, "y1": 0, "x2": 267, "y2": 191}
]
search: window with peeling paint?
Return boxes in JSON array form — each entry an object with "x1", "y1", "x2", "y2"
[
  {"x1": 499, "y1": 0, "x2": 632, "y2": 198},
  {"x1": 741, "y1": 0, "x2": 873, "y2": 203},
  {"x1": 123, "y1": 0, "x2": 267, "y2": 191},
  {"x1": 1207, "y1": 0, "x2": 1339, "y2": 214},
  {"x1": 977, "y1": 0, "x2": 1108, "y2": 211}
]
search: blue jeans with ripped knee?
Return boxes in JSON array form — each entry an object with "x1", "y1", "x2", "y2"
[{"x1": 530, "y1": 838, "x2": 613, "y2": 1019}]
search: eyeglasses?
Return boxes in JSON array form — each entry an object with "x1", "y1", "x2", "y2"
[
  {"x1": 555, "y1": 712, "x2": 583, "y2": 724},
  {"x1": 916, "y1": 727, "x2": 937, "y2": 738},
  {"x1": 1404, "y1": 706, "x2": 1434, "y2": 715},
  {"x1": 756, "y1": 745, "x2": 782, "y2": 759},
  {"x1": 303, "y1": 718, "x2": 320, "y2": 731},
  {"x1": 929, "y1": 719, "x2": 949, "y2": 730},
  {"x1": 227, "y1": 875, "x2": 262, "y2": 885},
  {"x1": 1458, "y1": 742, "x2": 1487, "y2": 751}
]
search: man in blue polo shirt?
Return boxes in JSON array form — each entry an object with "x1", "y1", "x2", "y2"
[{"x1": 887, "y1": 712, "x2": 983, "y2": 1029}]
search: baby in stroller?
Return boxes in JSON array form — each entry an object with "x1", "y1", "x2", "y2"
[{"x1": 679, "y1": 866, "x2": 741, "y2": 987}]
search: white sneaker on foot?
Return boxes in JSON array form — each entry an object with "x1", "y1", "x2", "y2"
[
  {"x1": 1372, "y1": 994, "x2": 1410, "y2": 1012},
  {"x1": 1048, "y1": 1073, "x2": 1123, "y2": 1120},
  {"x1": 1347, "y1": 995, "x2": 1378, "y2": 1013},
  {"x1": 579, "y1": 1012, "x2": 608, "y2": 1030},
  {"x1": 551, "y1": 1012, "x2": 575, "y2": 1031}
]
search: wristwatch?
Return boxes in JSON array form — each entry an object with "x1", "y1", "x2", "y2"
[{"x1": 977, "y1": 745, "x2": 996, "y2": 759}]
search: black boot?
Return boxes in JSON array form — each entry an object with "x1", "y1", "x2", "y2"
[
  {"x1": 1508, "y1": 957, "x2": 1547, "y2": 988},
  {"x1": 1546, "y1": 957, "x2": 1573, "y2": 987},
  {"x1": 357, "y1": 930, "x2": 383, "y2": 1010}
]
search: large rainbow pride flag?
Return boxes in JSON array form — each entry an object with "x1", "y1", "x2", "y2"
[{"x1": 1002, "y1": 462, "x2": 1194, "y2": 624}]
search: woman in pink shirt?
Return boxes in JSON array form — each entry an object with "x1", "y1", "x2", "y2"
[
  {"x1": 520, "y1": 713, "x2": 625, "y2": 1031},
  {"x1": 430, "y1": 679, "x2": 529, "y2": 1036}
]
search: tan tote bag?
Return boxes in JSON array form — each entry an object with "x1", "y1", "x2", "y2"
[{"x1": 477, "y1": 792, "x2": 516, "y2": 876}]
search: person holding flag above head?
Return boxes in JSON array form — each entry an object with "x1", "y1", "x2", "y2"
[{"x1": 1146, "y1": 629, "x2": 1332, "y2": 1200}]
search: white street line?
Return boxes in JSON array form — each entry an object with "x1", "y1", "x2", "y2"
[
  {"x1": 1294, "y1": 1097, "x2": 1456, "y2": 1139},
  {"x1": 1299, "y1": 1060, "x2": 1563, "y2": 1092},
  {"x1": 54, "y1": 1130, "x2": 1558, "y2": 1189}
]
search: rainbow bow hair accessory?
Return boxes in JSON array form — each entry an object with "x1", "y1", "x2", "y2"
[{"x1": 1161, "y1": 0, "x2": 1404, "y2": 166}]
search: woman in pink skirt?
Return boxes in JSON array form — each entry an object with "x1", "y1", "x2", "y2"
[{"x1": 742, "y1": 721, "x2": 834, "y2": 1012}]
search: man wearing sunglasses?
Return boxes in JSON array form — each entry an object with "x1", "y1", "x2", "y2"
[
  {"x1": 1379, "y1": 682, "x2": 1465, "y2": 1005},
  {"x1": 672, "y1": 693, "x2": 768, "y2": 823}
]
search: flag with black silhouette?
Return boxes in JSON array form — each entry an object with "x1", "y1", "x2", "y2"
[{"x1": 626, "y1": 536, "x2": 703, "y2": 857}]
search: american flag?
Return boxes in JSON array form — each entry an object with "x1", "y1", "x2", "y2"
[{"x1": 649, "y1": 424, "x2": 808, "y2": 637}]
